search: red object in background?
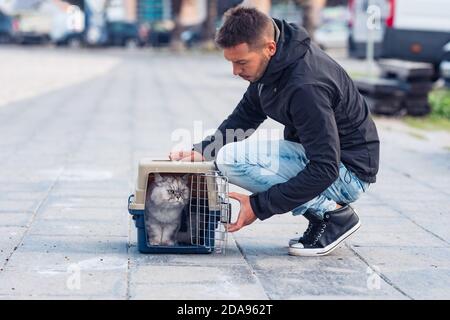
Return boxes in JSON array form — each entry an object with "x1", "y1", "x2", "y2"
[
  {"x1": 348, "y1": 0, "x2": 355, "y2": 28},
  {"x1": 12, "y1": 18, "x2": 19, "y2": 32},
  {"x1": 386, "y1": 0, "x2": 396, "y2": 28}
]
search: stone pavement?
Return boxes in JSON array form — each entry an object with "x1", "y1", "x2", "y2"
[{"x1": 0, "y1": 47, "x2": 449, "y2": 300}]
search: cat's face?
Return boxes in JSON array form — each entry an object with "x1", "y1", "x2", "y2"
[{"x1": 149, "y1": 173, "x2": 190, "y2": 207}]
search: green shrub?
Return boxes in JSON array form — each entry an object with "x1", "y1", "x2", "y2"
[{"x1": 429, "y1": 89, "x2": 450, "y2": 119}]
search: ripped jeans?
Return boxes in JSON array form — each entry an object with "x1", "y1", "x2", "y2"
[{"x1": 215, "y1": 139, "x2": 370, "y2": 218}]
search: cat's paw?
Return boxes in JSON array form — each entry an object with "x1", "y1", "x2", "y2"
[
  {"x1": 148, "y1": 239, "x2": 161, "y2": 246},
  {"x1": 161, "y1": 240, "x2": 177, "y2": 246}
]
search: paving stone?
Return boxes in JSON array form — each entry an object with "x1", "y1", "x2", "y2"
[
  {"x1": 129, "y1": 264, "x2": 268, "y2": 300},
  {"x1": 351, "y1": 246, "x2": 450, "y2": 299},
  {"x1": 0, "y1": 48, "x2": 449, "y2": 299}
]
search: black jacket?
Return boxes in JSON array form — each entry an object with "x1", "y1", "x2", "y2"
[{"x1": 193, "y1": 19, "x2": 380, "y2": 221}]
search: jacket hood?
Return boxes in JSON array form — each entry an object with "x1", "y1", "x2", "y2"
[{"x1": 258, "y1": 19, "x2": 311, "y2": 85}]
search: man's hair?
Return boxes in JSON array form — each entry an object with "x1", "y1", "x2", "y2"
[{"x1": 215, "y1": 7, "x2": 274, "y2": 49}]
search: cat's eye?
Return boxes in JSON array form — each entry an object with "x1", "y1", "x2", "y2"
[{"x1": 167, "y1": 190, "x2": 175, "y2": 194}]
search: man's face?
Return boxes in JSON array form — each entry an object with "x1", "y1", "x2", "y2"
[{"x1": 223, "y1": 41, "x2": 276, "y2": 83}]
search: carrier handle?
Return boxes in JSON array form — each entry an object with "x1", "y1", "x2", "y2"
[
  {"x1": 128, "y1": 194, "x2": 137, "y2": 216},
  {"x1": 128, "y1": 194, "x2": 134, "y2": 206}
]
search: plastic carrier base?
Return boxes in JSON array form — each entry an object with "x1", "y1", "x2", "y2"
[{"x1": 129, "y1": 196, "x2": 218, "y2": 254}]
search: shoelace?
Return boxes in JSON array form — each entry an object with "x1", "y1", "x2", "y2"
[
  {"x1": 311, "y1": 222, "x2": 328, "y2": 246},
  {"x1": 301, "y1": 222, "x2": 314, "y2": 242},
  {"x1": 301, "y1": 219, "x2": 323, "y2": 244}
]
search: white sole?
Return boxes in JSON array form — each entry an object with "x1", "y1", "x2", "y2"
[
  {"x1": 288, "y1": 221, "x2": 361, "y2": 257},
  {"x1": 288, "y1": 238, "x2": 301, "y2": 247}
]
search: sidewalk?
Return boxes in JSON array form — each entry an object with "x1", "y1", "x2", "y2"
[{"x1": 0, "y1": 48, "x2": 449, "y2": 299}]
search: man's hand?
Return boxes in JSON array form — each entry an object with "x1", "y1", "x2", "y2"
[
  {"x1": 227, "y1": 192, "x2": 258, "y2": 232},
  {"x1": 168, "y1": 150, "x2": 205, "y2": 162}
]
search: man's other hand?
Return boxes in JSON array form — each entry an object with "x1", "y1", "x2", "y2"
[
  {"x1": 168, "y1": 150, "x2": 205, "y2": 162},
  {"x1": 227, "y1": 192, "x2": 258, "y2": 232}
]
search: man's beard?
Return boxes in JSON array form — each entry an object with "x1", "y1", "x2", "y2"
[{"x1": 251, "y1": 55, "x2": 271, "y2": 83}]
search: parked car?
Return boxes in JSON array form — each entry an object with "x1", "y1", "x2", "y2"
[
  {"x1": 0, "y1": 10, "x2": 13, "y2": 44},
  {"x1": 382, "y1": 0, "x2": 450, "y2": 79},
  {"x1": 147, "y1": 22, "x2": 172, "y2": 47},
  {"x1": 382, "y1": 0, "x2": 450, "y2": 65},
  {"x1": 51, "y1": 4, "x2": 85, "y2": 48},
  {"x1": 349, "y1": 0, "x2": 450, "y2": 79},
  {"x1": 106, "y1": 21, "x2": 144, "y2": 47},
  {"x1": 11, "y1": 9, "x2": 52, "y2": 44},
  {"x1": 54, "y1": 31, "x2": 84, "y2": 47},
  {"x1": 315, "y1": 7, "x2": 349, "y2": 50}
]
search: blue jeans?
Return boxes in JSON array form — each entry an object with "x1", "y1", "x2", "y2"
[{"x1": 215, "y1": 139, "x2": 371, "y2": 218}]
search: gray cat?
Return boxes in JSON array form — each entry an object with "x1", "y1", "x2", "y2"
[{"x1": 145, "y1": 173, "x2": 190, "y2": 246}]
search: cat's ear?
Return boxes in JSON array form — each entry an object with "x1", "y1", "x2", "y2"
[
  {"x1": 153, "y1": 173, "x2": 164, "y2": 183},
  {"x1": 181, "y1": 174, "x2": 190, "y2": 183}
]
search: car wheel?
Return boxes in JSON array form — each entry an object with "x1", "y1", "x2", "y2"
[
  {"x1": 68, "y1": 37, "x2": 82, "y2": 48},
  {"x1": 125, "y1": 38, "x2": 138, "y2": 49},
  {"x1": 0, "y1": 34, "x2": 11, "y2": 44}
]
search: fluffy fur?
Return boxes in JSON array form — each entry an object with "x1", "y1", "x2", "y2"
[{"x1": 145, "y1": 173, "x2": 190, "y2": 246}]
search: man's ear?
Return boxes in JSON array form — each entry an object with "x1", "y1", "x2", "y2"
[{"x1": 267, "y1": 40, "x2": 277, "y2": 57}]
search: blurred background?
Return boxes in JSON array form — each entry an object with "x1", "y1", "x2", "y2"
[
  {"x1": 0, "y1": 0, "x2": 449, "y2": 121},
  {"x1": 0, "y1": 1, "x2": 449, "y2": 300}
]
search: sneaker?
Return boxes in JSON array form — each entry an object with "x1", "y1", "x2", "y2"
[
  {"x1": 288, "y1": 205, "x2": 361, "y2": 257},
  {"x1": 288, "y1": 210, "x2": 323, "y2": 246}
]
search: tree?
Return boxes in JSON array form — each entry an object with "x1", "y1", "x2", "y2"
[
  {"x1": 296, "y1": 0, "x2": 326, "y2": 41},
  {"x1": 171, "y1": 0, "x2": 184, "y2": 50},
  {"x1": 200, "y1": 0, "x2": 218, "y2": 48}
]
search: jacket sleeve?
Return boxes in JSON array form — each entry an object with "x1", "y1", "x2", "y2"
[
  {"x1": 193, "y1": 84, "x2": 267, "y2": 160},
  {"x1": 249, "y1": 85, "x2": 341, "y2": 220}
]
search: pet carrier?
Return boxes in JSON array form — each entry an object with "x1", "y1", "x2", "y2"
[{"x1": 128, "y1": 160, "x2": 230, "y2": 254}]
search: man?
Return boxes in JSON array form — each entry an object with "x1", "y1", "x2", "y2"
[{"x1": 170, "y1": 7, "x2": 380, "y2": 256}]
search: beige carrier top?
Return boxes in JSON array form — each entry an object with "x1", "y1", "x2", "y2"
[{"x1": 129, "y1": 159, "x2": 217, "y2": 211}]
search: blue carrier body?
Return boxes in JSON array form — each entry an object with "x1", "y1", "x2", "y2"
[{"x1": 128, "y1": 195, "x2": 220, "y2": 254}]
